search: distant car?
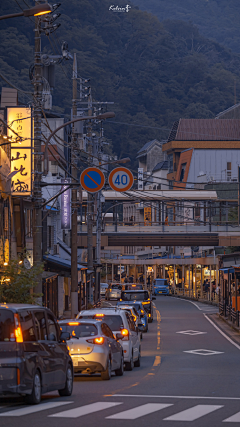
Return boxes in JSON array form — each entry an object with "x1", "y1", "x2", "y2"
[
  {"x1": 120, "y1": 289, "x2": 156, "y2": 323},
  {"x1": 117, "y1": 305, "x2": 142, "y2": 331},
  {"x1": 58, "y1": 319, "x2": 124, "y2": 380},
  {"x1": 77, "y1": 308, "x2": 141, "y2": 370},
  {"x1": 0, "y1": 304, "x2": 73, "y2": 404},
  {"x1": 105, "y1": 283, "x2": 122, "y2": 300},
  {"x1": 100, "y1": 283, "x2": 108, "y2": 296},
  {"x1": 117, "y1": 301, "x2": 148, "y2": 332},
  {"x1": 153, "y1": 279, "x2": 170, "y2": 296}
]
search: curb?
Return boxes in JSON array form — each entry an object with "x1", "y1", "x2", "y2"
[{"x1": 217, "y1": 313, "x2": 240, "y2": 335}]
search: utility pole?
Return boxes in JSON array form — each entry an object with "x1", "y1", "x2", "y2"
[
  {"x1": 87, "y1": 89, "x2": 94, "y2": 304},
  {"x1": 95, "y1": 121, "x2": 104, "y2": 302},
  {"x1": 33, "y1": 8, "x2": 43, "y2": 298},
  {"x1": 71, "y1": 53, "x2": 79, "y2": 317}
]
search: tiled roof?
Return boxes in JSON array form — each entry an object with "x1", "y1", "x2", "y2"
[
  {"x1": 167, "y1": 119, "x2": 240, "y2": 142},
  {"x1": 137, "y1": 139, "x2": 161, "y2": 155},
  {"x1": 152, "y1": 160, "x2": 168, "y2": 172}
]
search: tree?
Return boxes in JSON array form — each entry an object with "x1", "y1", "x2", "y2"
[{"x1": 0, "y1": 253, "x2": 43, "y2": 304}]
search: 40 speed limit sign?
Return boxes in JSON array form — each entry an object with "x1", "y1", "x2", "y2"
[{"x1": 108, "y1": 167, "x2": 134, "y2": 192}]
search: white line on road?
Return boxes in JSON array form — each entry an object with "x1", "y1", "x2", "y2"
[
  {"x1": 223, "y1": 411, "x2": 240, "y2": 422},
  {"x1": 204, "y1": 314, "x2": 240, "y2": 351},
  {"x1": 112, "y1": 394, "x2": 240, "y2": 400},
  {"x1": 0, "y1": 401, "x2": 72, "y2": 416},
  {"x1": 49, "y1": 402, "x2": 122, "y2": 418},
  {"x1": 163, "y1": 404, "x2": 223, "y2": 421},
  {"x1": 106, "y1": 403, "x2": 173, "y2": 419}
]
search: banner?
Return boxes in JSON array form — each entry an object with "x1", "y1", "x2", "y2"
[
  {"x1": 7, "y1": 107, "x2": 32, "y2": 196},
  {"x1": 61, "y1": 178, "x2": 71, "y2": 230}
]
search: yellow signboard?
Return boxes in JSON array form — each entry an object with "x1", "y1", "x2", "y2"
[
  {"x1": 7, "y1": 107, "x2": 32, "y2": 196},
  {"x1": 144, "y1": 207, "x2": 151, "y2": 226}
]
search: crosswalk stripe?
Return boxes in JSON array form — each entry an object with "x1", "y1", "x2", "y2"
[
  {"x1": 106, "y1": 403, "x2": 173, "y2": 419},
  {"x1": 163, "y1": 405, "x2": 223, "y2": 421},
  {"x1": 223, "y1": 411, "x2": 240, "y2": 422},
  {"x1": 49, "y1": 402, "x2": 122, "y2": 418},
  {"x1": 0, "y1": 401, "x2": 72, "y2": 417}
]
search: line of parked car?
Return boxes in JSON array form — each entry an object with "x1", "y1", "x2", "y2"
[{"x1": 0, "y1": 285, "x2": 156, "y2": 404}]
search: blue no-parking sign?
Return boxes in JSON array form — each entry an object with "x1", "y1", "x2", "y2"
[{"x1": 80, "y1": 167, "x2": 105, "y2": 193}]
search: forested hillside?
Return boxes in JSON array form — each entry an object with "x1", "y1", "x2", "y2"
[
  {"x1": 135, "y1": 0, "x2": 240, "y2": 53},
  {"x1": 1, "y1": 0, "x2": 240, "y2": 165}
]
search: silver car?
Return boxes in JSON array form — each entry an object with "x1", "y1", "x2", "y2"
[
  {"x1": 58, "y1": 319, "x2": 124, "y2": 380},
  {"x1": 105, "y1": 283, "x2": 122, "y2": 300},
  {"x1": 100, "y1": 283, "x2": 108, "y2": 297}
]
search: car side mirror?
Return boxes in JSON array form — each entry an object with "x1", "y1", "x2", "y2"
[
  {"x1": 152, "y1": 296, "x2": 156, "y2": 300},
  {"x1": 60, "y1": 331, "x2": 70, "y2": 342},
  {"x1": 115, "y1": 333, "x2": 122, "y2": 341}
]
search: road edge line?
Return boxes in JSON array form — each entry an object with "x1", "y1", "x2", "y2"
[{"x1": 204, "y1": 314, "x2": 240, "y2": 351}]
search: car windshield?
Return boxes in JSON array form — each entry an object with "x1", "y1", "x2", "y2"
[
  {"x1": 0, "y1": 309, "x2": 15, "y2": 342},
  {"x1": 79, "y1": 314, "x2": 124, "y2": 331},
  {"x1": 121, "y1": 291, "x2": 149, "y2": 301},
  {"x1": 59, "y1": 323, "x2": 98, "y2": 338},
  {"x1": 111, "y1": 285, "x2": 122, "y2": 290},
  {"x1": 118, "y1": 302, "x2": 141, "y2": 311}
]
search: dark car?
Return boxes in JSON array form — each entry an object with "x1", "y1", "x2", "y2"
[
  {"x1": 0, "y1": 303, "x2": 73, "y2": 404},
  {"x1": 120, "y1": 290, "x2": 155, "y2": 323}
]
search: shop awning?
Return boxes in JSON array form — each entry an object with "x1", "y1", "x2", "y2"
[
  {"x1": 43, "y1": 254, "x2": 87, "y2": 271},
  {"x1": 45, "y1": 205, "x2": 58, "y2": 212},
  {"x1": 219, "y1": 267, "x2": 235, "y2": 273}
]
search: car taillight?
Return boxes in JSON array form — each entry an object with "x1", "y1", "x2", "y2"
[
  {"x1": 14, "y1": 314, "x2": 23, "y2": 343},
  {"x1": 86, "y1": 337, "x2": 104, "y2": 345}
]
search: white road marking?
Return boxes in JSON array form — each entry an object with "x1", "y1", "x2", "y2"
[
  {"x1": 183, "y1": 349, "x2": 224, "y2": 356},
  {"x1": 176, "y1": 330, "x2": 207, "y2": 335},
  {"x1": 113, "y1": 394, "x2": 240, "y2": 400},
  {"x1": 223, "y1": 411, "x2": 240, "y2": 422},
  {"x1": 0, "y1": 401, "x2": 72, "y2": 416},
  {"x1": 164, "y1": 404, "x2": 223, "y2": 421},
  {"x1": 106, "y1": 403, "x2": 173, "y2": 419},
  {"x1": 204, "y1": 314, "x2": 240, "y2": 351},
  {"x1": 49, "y1": 402, "x2": 122, "y2": 418}
]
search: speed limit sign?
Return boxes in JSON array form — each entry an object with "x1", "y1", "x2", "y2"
[{"x1": 108, "y1": 167, "x2": 134, "y2": 192}]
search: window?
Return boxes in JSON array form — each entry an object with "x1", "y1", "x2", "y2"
[
  {"x1": 168, "y1": 154, "x2": 173, "y2": 173},
  {"x1": 79, "y1": 315, "x2": 124, "y2": 331},
  {"x1": 227, "y1": 162, "x2": 231, "y2": 181},
  {"x1": 101, "y1": 323, "x2": 114, "y2": 339},
  {"x1": 60, "y1": 323, "x2": 97, "y2": 338},
  {"x1": 179, "y1": 163, "x2": 187, "y2": 182},
  {"x1": 33, "y1": 311, "x2": 47, "y2": 341},
  {"x1": 46, "y1": 313, "x2": 58, "y2": 341},
  {"x1": 125, "y1": 312, "x2": 136, "y2": 332},
  {"x1": 19, "y1": 311, "x2": 36, "y2": 342},
  {"x1": 0, "y1": 309, "x2": 15, "y2": 342},
  {"x1": 121, "y1": 291, "x2": 149, "y2": 301}
]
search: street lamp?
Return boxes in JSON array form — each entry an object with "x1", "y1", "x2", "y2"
[{"x1": 0, "y1": 4, "x2": 52, "y2": 20}]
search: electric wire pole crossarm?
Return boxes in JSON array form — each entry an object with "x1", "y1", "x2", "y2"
[{"x1": 43, "y1": 112, "x2": 115, "y2": 174}]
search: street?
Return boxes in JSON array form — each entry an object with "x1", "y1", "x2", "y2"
[{"x1": 0, "y1": 296, "x2": 240, "y2": 426}]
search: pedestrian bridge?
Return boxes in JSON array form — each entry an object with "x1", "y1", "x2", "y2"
[{"x1": 78, "y1": 222, "x2": 240, "y2": 247}]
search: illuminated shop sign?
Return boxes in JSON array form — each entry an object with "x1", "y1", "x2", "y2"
[{"x1": 7, "y1": 107, "x2": 32, "y2": 196}]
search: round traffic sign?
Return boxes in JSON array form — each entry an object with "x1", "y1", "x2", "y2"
[
  {"x1": 108, "y1": 167, "x2": 134, "y2": 192},
  {"x1": 80, "y1": 167, "x2": 105, "y2": 193}
]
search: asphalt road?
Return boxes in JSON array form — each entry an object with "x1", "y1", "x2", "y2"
[{"x1": 1, "y1": 296, "x2": 240, "y2": 426}]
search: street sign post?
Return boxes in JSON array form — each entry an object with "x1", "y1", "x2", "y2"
[
  {"x1": 80, "y1": 167, "x2": 105, "y2": 193},
  {"x1": 108, "y1": 167, "x2": 134, "y2": 192}
]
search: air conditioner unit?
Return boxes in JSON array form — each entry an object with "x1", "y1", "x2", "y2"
[{"x1": 53, "y1": 244, "x2": 59, "y2": 255}]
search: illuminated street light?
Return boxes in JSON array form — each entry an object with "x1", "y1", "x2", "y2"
[{"x1": 0, "y1": 4, "x2": 52, "y2": 20}]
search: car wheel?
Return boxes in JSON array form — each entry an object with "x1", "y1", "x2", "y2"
[
  {"x1": 125, "y1": 352, "x2": 134, "y2": 371},
  {"x1": 59, "y1": 364, "x2": 73, "y2": 396},
  {"x1": 101, "y1": 357, "x2": 111, "y2": 380},
  {"x1": 134, "y1": 348, "x2": 141, "y2": 367},
  {"x1": 26, "y1": 370, "x2": 41, "y2": 404},
  {"x1": 115, "y1": 354, "x2": 124, "y2": 376}
]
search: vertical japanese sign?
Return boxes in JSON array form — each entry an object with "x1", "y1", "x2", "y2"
[
  {"x1": 7, "y1": 107, "x2": 32, "y2": 196},
  {"x1": 138, "y1": 167, "x2": 143, "y2": 190},
  {"x1": 61, "y1": 178, "x2": 71, "y2": 230}
]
